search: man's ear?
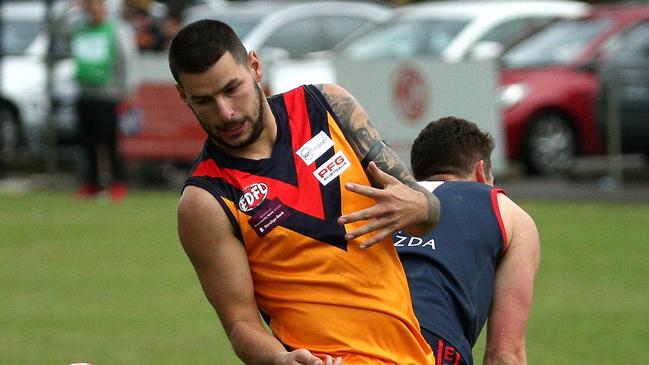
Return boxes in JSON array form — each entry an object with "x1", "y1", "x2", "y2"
[
  {"x1": 248, "y1": 51, "x2": 263, "y2": 83},
  {"x1": 474, "y1": 160, "x2": 487, "y2": 183},
  {"x1": 175, "y1": 84, "x2": 189, "y2": 107}
]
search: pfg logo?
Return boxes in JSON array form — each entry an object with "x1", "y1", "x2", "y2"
[
  {"x1": 313, "y1": 151, "x2": 350, "y2": 186},
  {"x1": 239, "y1": 183, "x2": 269, "y2": 212}
]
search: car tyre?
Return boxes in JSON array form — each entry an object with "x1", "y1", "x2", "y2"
[{"x1": 522, "y1": 113, "x2": 577, "y2": 176}]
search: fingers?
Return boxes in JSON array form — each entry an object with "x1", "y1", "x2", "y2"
[
  {"x1": 288, "y1": 350, "x2": 342, "y2": 365},
  {"x1": 358, "y1": 227, "x2": 393, "y2": 249},
  {"x1": 366, "y1": 161, "x2": 399, "y2": 187},
  {"x1": 343, "y1": 181, "x2": 382, "y2": 200},
  {"x1": 343, "y1": 215, "x2": 392, "y2": 239},
  {"x1": 324, "y1": 355, "x2": 343, "y2": 365},
  {"x1": 290, "y1": 349, "x2": 324, "y2": 365},
  {"x1": 337, "y1": 205, "x2": 375, "y2": 225}
]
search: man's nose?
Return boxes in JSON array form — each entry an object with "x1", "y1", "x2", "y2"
[{"x1": 214, "y1": 97, "x2": 234, "y2": 120}]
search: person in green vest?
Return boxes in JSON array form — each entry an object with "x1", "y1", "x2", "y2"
[{"x1": 71, "y1": 0, "x2": 139, "y2": 201}]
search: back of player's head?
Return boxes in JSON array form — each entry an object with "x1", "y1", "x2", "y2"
[
  {"x1": 168, "y1": 19, "x2": 249, "y2": 84},
  {"x1": 411, "y1": 116, "x2": 495, "y2": 180}
]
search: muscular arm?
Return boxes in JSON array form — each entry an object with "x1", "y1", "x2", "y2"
[
  {"x1": 484, "y1": 193, "x2": 540, "y2": 365},
  {"x1": 315, "y1": 84, "x2": 440, "y2": 244},
  {"x1": 177, "y1": 186, "x2": 324, "y2": 365}
]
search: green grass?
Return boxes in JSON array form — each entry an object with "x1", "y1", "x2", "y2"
[
  {"x1": 473, "y1": 200, "x2": 649, "y2": 364},
  {"x1": 1, "y1": 190, "x2": 242, "y2": 364},
  {"x1": 2, "y1": 190, "x2": 648, "y2": 364}
]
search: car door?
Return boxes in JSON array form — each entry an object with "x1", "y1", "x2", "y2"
[
  {"x1": 472, "y1": 16, "x2": 560, "y2": 60},
  {"x1": 600, "y1": 21, "x2": 649, "y2": 153}
]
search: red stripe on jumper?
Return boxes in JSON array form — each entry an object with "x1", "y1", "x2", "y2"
[{"x1": 491, "y1": 187, "x2": 508, "y2": 253}]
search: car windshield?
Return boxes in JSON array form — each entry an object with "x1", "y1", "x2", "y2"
[
  {"x1": 215, "y1": 13, "x2": 265, "y2": 39},
  {"x1": 338, "y1": 18, "x2": 468, "y2": 60},
  {"x1": 2, "y1": 19, "x2": 42, "y2": 54},
  {"x1": 502, "y1": 18, "x2": 611, "y2": 68}
]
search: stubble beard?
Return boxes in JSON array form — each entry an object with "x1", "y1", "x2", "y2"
[{"x1": 200, "y1": 82, "x2": 266, "y2": 150}]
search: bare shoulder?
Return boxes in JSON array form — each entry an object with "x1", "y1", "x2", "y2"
[
  {"x1": 496, "y1": 192, "x2": 539, "y2": 249},
  {"x1": 313, "y1": 83, "x2": 380, "y2": 157},
  {"x1": 177, "y1": 186, "x2": 237, "y2": 255},
  {"x1": 314, "y1": 84, "x2": 370, "y2": 125},
  {"x1": 496, "y1": 192, "x2": 535, "y2": 225},
  {"x1": 177, "y1": 185, "x2": 222, "y2": 221},
  {"x1": 314, "y1": 83, "x2": 353, "y2": 99}
]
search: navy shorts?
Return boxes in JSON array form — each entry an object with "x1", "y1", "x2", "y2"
[{"x1": 422, "y1": 329, "x2": 469, "y2": 365}]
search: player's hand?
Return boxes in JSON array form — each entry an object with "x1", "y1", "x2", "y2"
[
  {"x1": 325, "y1": 355, "x2": 343, "y2": 365},
  {"x1": 337, "y1": 161, "x2": 433, "y2": 248},
  {"x1": 276, "y1": 349, "x2": 342, "y2": 365}
]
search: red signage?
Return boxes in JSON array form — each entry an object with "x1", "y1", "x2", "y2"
[{"x1": 391, "y1": 64, "x2": 430, "y2": 122}]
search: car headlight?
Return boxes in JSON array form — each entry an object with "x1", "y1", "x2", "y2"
[{"x1": 499, "y1": 83, "x2": 529, "y2": 109}]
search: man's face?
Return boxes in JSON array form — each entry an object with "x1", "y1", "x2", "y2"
[
  {"x1": 83, "y1": 0, "x2": 107, "y2": 24},
  {"x1": 176, "y1": 52, "x2": 265, "y2": 151}
]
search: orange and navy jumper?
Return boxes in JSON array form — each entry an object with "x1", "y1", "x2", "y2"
[{"x1": 183, "y1": 84, "x2": 434, "y2": 364}]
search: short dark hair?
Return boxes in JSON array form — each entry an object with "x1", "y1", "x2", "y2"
[
  {"x1": 168, "y1": 19, "x2": 249, "y2": 83},
  {"x1": 411, "y1": 116, "x2": 495, "y2": 180}
]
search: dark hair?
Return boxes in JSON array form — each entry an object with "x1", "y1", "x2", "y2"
[
  {"x1": 410, "y1": 116, "x2": 495, "y2": 180},
  {"x1": 168, "y1": 19, "x2": 248, "y2": 83}
]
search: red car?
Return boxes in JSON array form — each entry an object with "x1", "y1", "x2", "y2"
[{"x1": 499, "y1": 4, "x2": 649, "y2": 175}]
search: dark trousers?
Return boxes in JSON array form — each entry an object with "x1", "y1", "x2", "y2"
[{"x1": 76, "y1": 98, "x2": 126, "y2": 186}]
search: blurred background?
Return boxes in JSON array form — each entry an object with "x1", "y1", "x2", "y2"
[
  {"x1": 2, "y1": 0, "x2": 649, "y2": 184},
  {"x1": 1, "y1": 0, "x2": 648, "y2": 364}
]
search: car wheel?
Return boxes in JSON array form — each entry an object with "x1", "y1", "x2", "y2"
[
  {"x1": 522, "y1": 114, "x2": 577, "y2": 176},
  {"x1": 0, "y1": 106, "x2": 21, "y2": 163}
]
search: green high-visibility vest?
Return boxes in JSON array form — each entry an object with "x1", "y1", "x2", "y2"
[{"x1": 71, "y1": 21, "x2": 115, "y2": 87}]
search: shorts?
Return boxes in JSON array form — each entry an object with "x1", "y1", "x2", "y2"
[{"x1": 422, "y1": 329, "x2": 469, "y2": 365}]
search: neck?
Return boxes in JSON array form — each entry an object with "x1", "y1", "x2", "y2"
[{"x1": 426, "y1": 174, "x2": 469, "y2": 182}]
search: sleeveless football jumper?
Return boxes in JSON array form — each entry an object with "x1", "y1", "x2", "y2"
[
  {"x1": 395, "y1": 181, "x2": 508, "y2": 365},
  {"x1": 184, "y1": 85, "x2": 434, "y2": 364}
]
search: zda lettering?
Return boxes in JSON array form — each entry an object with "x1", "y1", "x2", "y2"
[{"x1": 394, "y1": 232, "x2": 436, "y2": 249}]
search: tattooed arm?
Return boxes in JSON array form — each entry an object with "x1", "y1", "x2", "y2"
[{"x1": 315, "y1": 84, "x2": 440, "y2": 247}]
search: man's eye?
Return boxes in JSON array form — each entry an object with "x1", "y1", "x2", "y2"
[{"x1": 225, "y1": 85, "x2": 238, "y2": 95}]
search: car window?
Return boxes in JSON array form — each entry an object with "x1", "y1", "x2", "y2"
[
  {"x1": 339, "y1": 18, "x2": 468, "y2": 60},
  {"x1": 502, "y1": 18, "x2": 610, "y2": 68},
  {"x1": 480, "y1": 17, "x2": 557, "y2": 47},
  {"x1": 206, "y1": 12, "x2": 267, "y2": 40},
  {"x1": 321, "y1": 16, "x2": 373, "y2": 51},
  {"x1": 603, "y1": 21, "x2": 649, "y2": 60},
  {"x1": 2, "y1": 19, "x2": 42, "y2": 54},
  {"x1": 263, "y1": 17, "x2": 326, "y2": 58}
]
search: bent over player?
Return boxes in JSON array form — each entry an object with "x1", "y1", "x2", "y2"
[{"x1": 396, "y1": 116, "x2": 540, "y2": 365}]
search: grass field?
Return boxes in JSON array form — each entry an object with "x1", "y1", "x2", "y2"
[{"x1": 1, "y1": 189, "x2": 648, "y2": 364}]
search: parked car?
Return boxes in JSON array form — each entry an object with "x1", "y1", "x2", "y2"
[
  {"x1": 499, "y1": 3, "x2": 649, "y2": 175},
  {"x1": 0, "y1": 0, "x2": 80, "y2": 166},
  {"x1": 596, "y1": 20, "x2": 649, "y2": 157},
  {"x1": 268, "y1": 0, "x2": 589, "y2": 94},
  {"x1": 341, "y1": 0, "x2": 589, "y2": 62}
]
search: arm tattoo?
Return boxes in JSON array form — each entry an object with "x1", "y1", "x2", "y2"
[
  {"x1": 315, "y1": 84, "x2": 379, "y2": 158},
  {"x1": 368, "y1": 141, "x2": 440, "y2": 233},
  {"x1": 316, "y1": 85, "x2": 414, "y2": 185},
  {"x1": 316, "y1": 84, "x2": 440, "y2": 230}
]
